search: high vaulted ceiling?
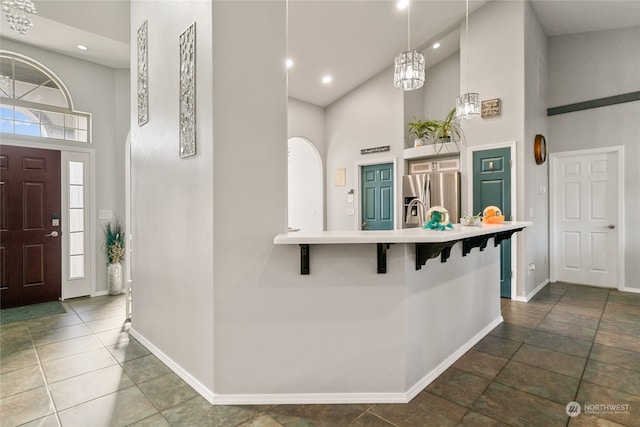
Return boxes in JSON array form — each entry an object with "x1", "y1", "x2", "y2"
[{"x1": 1, "y1": 1, "x2": 638, "y2": 107}]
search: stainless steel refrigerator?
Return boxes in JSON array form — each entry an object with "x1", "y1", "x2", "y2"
[{"x1": 402, "y1": 172, "x2": 461, "y2": 228}]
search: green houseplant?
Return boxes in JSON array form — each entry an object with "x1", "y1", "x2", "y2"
[
  {"x1": 408, "y1": 117, "x2": 438, "y2": 147},
  {"x1": 431, "y1": 108, "x2": 465, "y2": 154},
  {"x1": 103, "y1": 219, "x2": 125, "y2": 295}
]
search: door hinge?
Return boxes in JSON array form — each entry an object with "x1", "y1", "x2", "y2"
[
  {"x1": 510, "y1": 270, "x2": 514, "y2": 278},
  {"x1": 509, "y1": 159, "x2": 513, "y2": 168}
]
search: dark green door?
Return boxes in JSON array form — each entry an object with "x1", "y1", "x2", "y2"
[
  {"x1": 361, "y1": 163, "x2": 394, "y2": 230},
  {"x1": 473, "y1": 148, "x2": 511, "y2": 298}
]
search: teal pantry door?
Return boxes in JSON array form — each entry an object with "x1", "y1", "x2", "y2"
[
  {"x1": 473, "y1": 148, "x2": 512, "y2": 298},
  {"x1": 361, "y1": 163, "x2": 394, "y2": 230}
]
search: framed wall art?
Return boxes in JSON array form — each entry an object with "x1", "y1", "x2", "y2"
[
  {"x1": 179, "y1": 22, "x2": 196, "y2": 158},
  {"x1": 137, "y1": 20, "x2": 149, "y2": 126}
]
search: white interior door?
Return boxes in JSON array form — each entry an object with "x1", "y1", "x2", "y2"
[{"x1": 551, "y1": 149, "x2": 621, "y2": 287}]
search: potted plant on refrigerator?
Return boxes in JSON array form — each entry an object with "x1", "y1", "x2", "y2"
[
  {"x1": 103, "y1": 219, "x2": 126, "y2": 295},
  {"x1": 431, "y1": 108, "x2": 465, "y2": 154}
]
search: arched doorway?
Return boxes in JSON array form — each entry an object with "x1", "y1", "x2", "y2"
[{"x1": 288, "y1": 137, "x2": 323, "y2": 231}]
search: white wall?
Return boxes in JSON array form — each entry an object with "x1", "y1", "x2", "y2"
[
  {"x1": 547, "y1": 26, "x2": 640, "y2": 290},
  {"x1": 458, "y1": 1, "x2": 531, "y2": 298},
  {"x1": 288, "y1": 137, "x2": 323, "y2": 231},
  {"x1": 287, "y1": 97, "x2": 325, "y2": 156},
  {"x1": 129, "y1": 0, "x2": 214, "y2": 392},
  {"x1": 325, "y1": 67, "x2": 404, "y2": 231},
  {"x1": 288, "y1": 97, "x2": 326, "y2": 228},
  {"x1": 0, "y1": 38, "x2": 129, "y2": 294},
  {"x1": 523, "y1": 0, "x2": 549, "y2": 296},
  {"x1": 423, "y1": 52, "x2": 460, "y2": 121}
]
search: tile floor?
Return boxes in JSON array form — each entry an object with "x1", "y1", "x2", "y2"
[{"x1": 1, "y1": 282, "x2": 639, "y2": 426}]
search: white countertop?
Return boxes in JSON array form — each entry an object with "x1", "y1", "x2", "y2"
[{"x1": 274, "y1": 222, "x2": 532, "y2": 245}]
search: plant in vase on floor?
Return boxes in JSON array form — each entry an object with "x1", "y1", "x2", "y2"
[{"x1": 104, "y1": 219, "x2": 126, "y2": 295}]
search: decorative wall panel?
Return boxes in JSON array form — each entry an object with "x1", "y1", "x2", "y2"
[
  {"x1": 179, "y1": 22, "x2": 196, "y2": 158},
  {"x1": 137, "y1": 20, "x2": 149, "y2": 126}
]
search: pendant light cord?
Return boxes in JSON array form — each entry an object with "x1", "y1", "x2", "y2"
[
  {"x1": 465, "y1": 0, "x2": 470, "y2": 93},
  {"x1": 407, "y1": 1, "x2": 411, "y2": 52}
]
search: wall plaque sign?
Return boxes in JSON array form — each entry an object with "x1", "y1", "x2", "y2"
[
  {"x1": 481, "y1": 98, "x2": 501, "y2": 118},
  {"x1": 361, "y1": 146, "x2": 390, "y2": 155}
]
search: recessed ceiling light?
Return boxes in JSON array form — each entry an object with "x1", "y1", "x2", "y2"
[
  {"x1": 286, "y1": 59, "x2": 293, "y2": 68},
  {"x1": 432, "y1": 42, "x2": 441, "y2": 49},
  {"x1": 322, "y1": 75, "x2": 332, "y2": 84},
  {"x1": 397, "y1": 0, "x2": 409, "y2": 10},
  {"x1": 77, "y1": 45, "x2": 88, "y2": 51}
]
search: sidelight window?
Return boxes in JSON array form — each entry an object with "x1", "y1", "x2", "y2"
[{"x1": 68, "y1": 161, "x2": 85, "y2": 279}]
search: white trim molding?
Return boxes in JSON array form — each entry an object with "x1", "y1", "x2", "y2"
[
  {"x1": 354, "y1": 156, "x2": 399, "y2": 231},
  {"x1": 133, "y1": 316, "x2": 503, "y2": 405}
]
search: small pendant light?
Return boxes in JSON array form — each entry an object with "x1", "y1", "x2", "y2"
[
  {"x1": 456, "y1": 0, "x2": 480, "y2": 119},
  {"x1": 394, "y1": 1, "x2": 425, "y2": 91}
]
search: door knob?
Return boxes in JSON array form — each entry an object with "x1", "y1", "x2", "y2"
[
  {"x1": 607, "y1": 224, "x2": 615, "y2": 229},
  {"x1": 45, "y1": 231, "x2": 59, "y2": 238},
  {"x1": 362, "y1": 222, "x2": 367, "y2": 228}
]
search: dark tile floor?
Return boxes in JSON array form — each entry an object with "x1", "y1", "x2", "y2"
[{"x1": 1, "y1": 282, "x2": 639, "y2": 426}]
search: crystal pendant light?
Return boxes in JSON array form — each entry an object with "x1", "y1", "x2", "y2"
[
  {"x1": 2, "y1": 0, "x2": 37, "y2": 35},
  {"x1": 455, "y1": 0, "x2": 480, "y2": 119},
  {"x1": 394, "y1": 1, "x2": 424, "y2": 91}
]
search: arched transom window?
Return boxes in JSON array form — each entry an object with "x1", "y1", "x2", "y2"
[{"x1": 0, "y1": 51, "x2": 91, "y2": 143}]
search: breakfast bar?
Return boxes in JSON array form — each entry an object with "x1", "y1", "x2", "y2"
[
  {"x1": 266, "y1": 222, "x2": 531, "y2": 402},
  {"x1": 275, "y1": 222, "x2": 530, "y2": 274}
]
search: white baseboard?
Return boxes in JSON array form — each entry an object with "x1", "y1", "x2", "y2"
[
  {"x1": 93, "y1": 290, "x2": 109, "y2": 297},
  {"x1": 132, "y1": 316, "x2": 503, "y2": 405},
  {"x1": 129, "y1": 327, "x2": 216, "y2": 404},
  {"x1": 514, "y1": 279, "x2": 550, "y2": 302},
  {"x1": 403, "y1": 315, "x2": 504, "y2": 402},
  {"x1": 620, "y1": 286, "x2": 640, "y2": 294}
]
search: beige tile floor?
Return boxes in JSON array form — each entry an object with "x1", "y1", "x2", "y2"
[{"x1": 1, "y1": 282, "x2": 639, "y2": 426}]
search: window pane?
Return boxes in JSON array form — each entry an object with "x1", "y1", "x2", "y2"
[
  {"x1": 41, "y1": 124, "x2": 64, "y2": 139},
  {"x1": 70, "y1": 231, "x2": 84, "y2": 255},
  {"x1": 14, "y1": 120, "x2": 40, "y2": 136},
  {"x1": 0, "y1": 106, "x2": 13, "y2": 119},
  {"x1": 77, "y1": 116, "x2": 88, "y2": 130},
  {"x1": 70, "y1": 255, "x2": 85, "y2": 279},
  {"x1": 70, "y1": 185, "x2": 83, "y2": 208},
  {"x1": 65, "y1": 128, "x2": 79, "y2": 141},
  {"x1": 40, "y1": 110, "x2": 64, "y2": 126},
  {"x1": 69, "y1": 208, "x2": 84, "y2": 232},
  {"x1": 0, "y1": 118, "x2": 13, "y2": 133},
  {"x1": 69, "y1": 162, "x2": 83, "y2": 185},
  {"x1": 76, "y1": 129, "x2": 88, "y2": 142}
]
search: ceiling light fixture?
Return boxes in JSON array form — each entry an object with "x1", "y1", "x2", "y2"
[
  {"x1": 397, "y1": 0, "x2": 409, "y2": 10},
  {"x1": 393, "y1": 0, "x2": 424, "y2": 91},
  {"x1": 455, "y1": 0, "x2": 480, "y2": 119},
  {"x1": 77, "y1": 45, "x2": 88, "y2": 51},
  {"x1": 2, "y1": 0, "x2": 37, "y2": 35},
  {"x1": 322, "y1": 75, "x2": 332, "y2": 84},
  {"x1": 286, "y1": 59, "x2": 293, "y2": 68},
  {"x1": 432, "y1": 42, "x2": 440, "y2": 49}
]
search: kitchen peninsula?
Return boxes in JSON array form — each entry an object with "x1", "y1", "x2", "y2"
[{"x1": 271, "y1": 222, "x2": 530, "y2": 403}]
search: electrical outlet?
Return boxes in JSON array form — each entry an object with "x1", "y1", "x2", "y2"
[
  {"x1": 347, "y1": 208, "x2": 355, "y2": 216},
  {"x1": 528, "y1": 208, "x2": 534, "y2": 218}
]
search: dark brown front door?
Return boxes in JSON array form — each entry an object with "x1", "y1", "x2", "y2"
[{"x1": 1, "y1": 145, "x2": 61, "y2": 308}]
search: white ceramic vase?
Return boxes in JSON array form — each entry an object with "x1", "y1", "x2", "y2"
[{"x1": 108, "y1": 262, "x2": 123, "y2": 295}]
